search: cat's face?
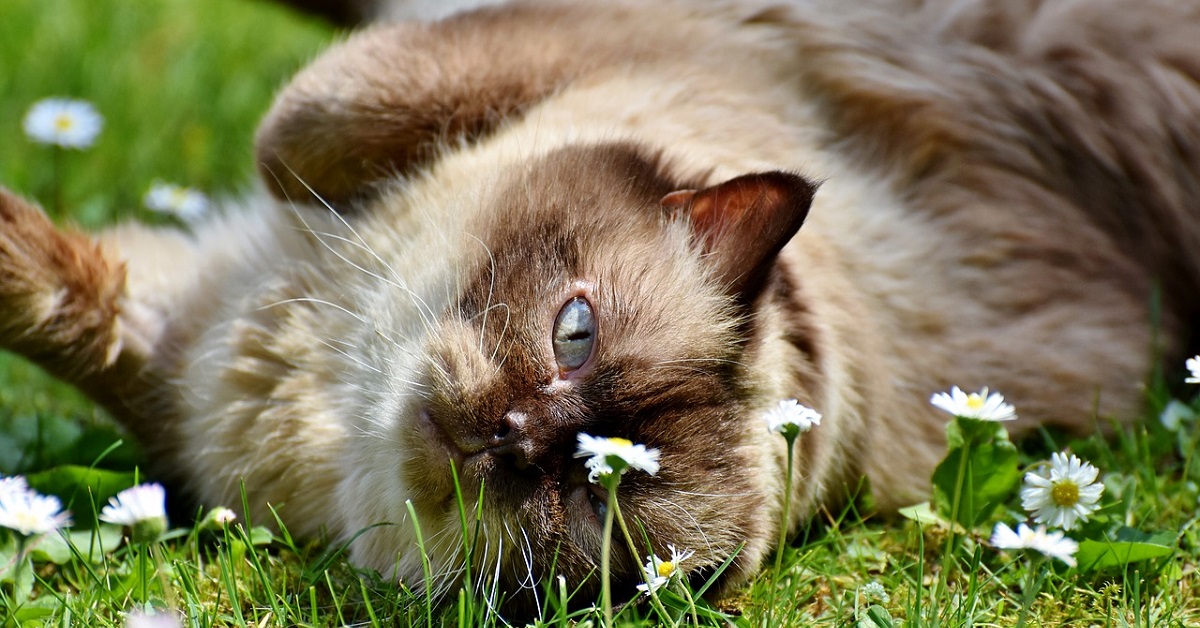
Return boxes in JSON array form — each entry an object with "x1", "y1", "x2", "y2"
[{"x1": 336, "y1": 143, "x2": 814, "y2": 611}]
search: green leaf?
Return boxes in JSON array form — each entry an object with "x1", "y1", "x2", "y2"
[
  {"x1": 26, "y1": 465, "x2": 138, "y2": 529},
  {"x1": 931, "y1": 417, "x2": 1020, "y2": 528},
  {"x1": 1076, "y1": 527, "x2": 1175, "y2": 571},
  {"x1": 943, "y1": 415, "x2": 1008, "y2": 450},
  {"x1": 857, "y1": 605, "x2": 895, "y2": 628},
  {"x1": 248, "y1": 526, "x2": 276, "y2": 546},
  {"x1": 26, "y1": 526, "x2": 126, "y2": 565},
  {"x1": 898, "y1": 502, "x2": 944, "y2": 527}
]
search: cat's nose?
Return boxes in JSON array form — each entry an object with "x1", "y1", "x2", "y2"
[{"x1": 487, "y1": 410, "x2": 532, "y2": 469}]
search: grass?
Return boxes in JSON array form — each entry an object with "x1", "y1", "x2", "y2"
[{"x1": 2, "y1": 0, "x2": 1200, "y2": 625}]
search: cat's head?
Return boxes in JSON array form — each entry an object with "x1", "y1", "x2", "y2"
[
  {"x1": 255, "y1": 20, "x2": 818, "y2": 613},
  {"x1": 317, "y1": 142, "x2": 816, "y2": 613}
]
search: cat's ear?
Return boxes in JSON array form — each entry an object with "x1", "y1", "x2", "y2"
[{"x1": 661, "y1": 172, "x2": 818, "y2": 299}]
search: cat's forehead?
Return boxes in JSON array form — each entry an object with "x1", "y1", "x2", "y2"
[
  {"x1": 446, "y1": 142, "x2": 741, "y2": 362},
  {"x1": 459, "y1": 143, "x2": 709, "y2": 304},
  {"x1": 486, "y1": 142, "x2": 693, "y2": 232}
]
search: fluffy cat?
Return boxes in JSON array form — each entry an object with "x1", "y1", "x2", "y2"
[{"x1": 3, "y1": 0, "x2": 1200, "y2": 613}]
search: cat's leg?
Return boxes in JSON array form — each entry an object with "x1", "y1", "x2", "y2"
[
  {"x1": 254, "y1": 2, "x2": 710, "y2": 207},
  {"x1": 0, "y1": 188, "x2": 182, "y2": 424}
]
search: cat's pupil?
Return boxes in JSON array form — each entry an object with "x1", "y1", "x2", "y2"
[
  {"x1": 553, "y1": 296, "x2": 596, "y2": 372},
  {"x1": 588, "y1": 489, "x2": 607, "y2": 520}
]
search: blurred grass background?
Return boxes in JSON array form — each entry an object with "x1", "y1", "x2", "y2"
[
  {"x1": 2, "y1": 2, "x2": 1200, "y2": 626},
  {"x1": 0, "y1": 0, "x2": 335, "y2": 476}
]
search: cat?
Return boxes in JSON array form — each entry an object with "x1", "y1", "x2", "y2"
[{"x1": 3, "y1": 0, "x2": 1200, "y2": 614}]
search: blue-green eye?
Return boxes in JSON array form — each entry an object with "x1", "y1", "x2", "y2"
[{"x1": 553, "y1": 297, "x2": 596, "y2": 372}]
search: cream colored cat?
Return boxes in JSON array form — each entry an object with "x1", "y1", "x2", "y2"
[{"x1": 3, "y1": 0, "x2": 1199, "y2": 612}]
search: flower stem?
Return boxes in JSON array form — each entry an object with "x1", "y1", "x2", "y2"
[
  {"x1": 139, "y1": 541, "x2": 149, "y2": 603},
  {"x1": 770, "y1": 433, "x2": 797, "y2": 625},
  {"x1": 609, "y1": 484, "x2": 674, "y2": 622},
  {"x1": 51, "y1": 146, "x2": 63, "y2": 216},
  {"x1": 600, "y1": 475, "x2": 618, "y2": 627},
  {"x1": 1015, "y1": 556, "x2": 1046, "y2": 628}
]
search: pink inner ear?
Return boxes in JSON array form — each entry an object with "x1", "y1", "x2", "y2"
[
  {"x1": 663, "y1": 171, "x2": 816, "y2": 298},
  {"x1": 660, "y1": 189, "x2": 696, "y2": 211}
]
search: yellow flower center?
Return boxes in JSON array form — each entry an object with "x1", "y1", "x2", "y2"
[
  {"x1": 54, "y1": 114, "x2": 75, "y2": 132},
  {"x1": 609, "y1": 438, "x2": 633, "y2": 448},
  {"x1": 657, "y1": 560, "x2": 676, "y2": 578},
  {"x1": 966, "y1": 394, "x2": 985, "y2": 410},
  {"x1": 14, "y1": 512, "x2": 38, "y2": 531},
  {"x1": 1050, "y1": 480, "x2": 1080, "y2": 507}
]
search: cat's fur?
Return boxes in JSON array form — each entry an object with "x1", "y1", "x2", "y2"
[{"x1": 4, "y1": 0, "x2": 1200, "y2": 612}]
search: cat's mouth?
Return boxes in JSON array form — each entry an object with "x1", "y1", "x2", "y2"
[{"x1": 416, "y1": 406, "x2": 609, "y2": 533}]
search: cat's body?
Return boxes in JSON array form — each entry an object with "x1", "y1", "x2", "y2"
[{"x1": 3, "y1": 0, "x2": 1200, "y2": 610}]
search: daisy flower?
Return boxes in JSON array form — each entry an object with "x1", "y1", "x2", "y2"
[
  {"x1": 204, "y1": 506, "x2": 237, "y2": 528},
  {"x1": 860, "y1": 581, "x2": 890, "y2": 604},
  {"x1": 636, "y1": 544, "x2": 695, "y2": 595},
  {"x1": 143, "y1": 181, "x2": 210, "y2": 222},
  {"x1": 101, "y1": 483, "x2": 168, "y2": 541},
  {"x1": 574, "y1": 434, "x2": 660, "y2": 483},
  {"x1": 990, "y1": 521, "x2": 1078, "y2": 567},
  {"x1": 1186, "y1": 356, "x2": 1200, "y2": 384},
  {"x1": 125, "y1": 610, "x2": 183, "y2": 628},
  {"x1": 764, "y1": 399, "x2": 822, "y2": 438},
  {"x1": 1020, "y1": 452, "x2": 1103, "y2": 531},
  {"x1": 0, "y1": 484, "x2": 72, "y2": 536},
  {"x1": 930, "y1": 386, "x2": 1017, "y2": 421},
  {"x1": 23, "y1": 98, "x2": 103, "y2": 148}
]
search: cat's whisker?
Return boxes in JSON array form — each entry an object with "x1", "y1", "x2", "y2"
[
  {"x1": 464, "y1": 232, "x2": 499, "y2": 356},
  {"x1": 653, "y1": 356, "x2": 747, "y2": 368},
  {"x1": 280, "y1": 189, "x2": 441, "y2": 337},
  {"x1": 314, "y1": 337, "x2": 383, "y2": 374},
  {"x1": 473, "y1": 302, "x2": 513, "y2": 364},
  {"x1": 655, "y1": 496, "x2": 716, "y2": 552},
  {"x1": 485, "y1": 530, "x2": 506, "y2": 611},
  {"x1": 647, "y1": 365, "x2": 713, "y2": 377},
  {"x1": 516, "y1": 525, "x2": 540, "y2": 594},
  {"x1": 258, "y1": 295, "x2": 370, "y2": 326}
]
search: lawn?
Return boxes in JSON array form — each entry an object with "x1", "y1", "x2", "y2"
[{"x1": 1, "y1": 0, "x2": 1199, "y2": 626}]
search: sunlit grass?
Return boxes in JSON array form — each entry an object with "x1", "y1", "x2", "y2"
[{"x1": 2, "y1": 0, "x2": 1200, "y2": 626}]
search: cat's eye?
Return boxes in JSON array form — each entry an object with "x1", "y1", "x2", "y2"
[
  {"x1": 587, "y1": 487, "x2": 607, "y2": 521},
  {"x1": 553, "y1": 296, "x2": 596, "y2": 372}
]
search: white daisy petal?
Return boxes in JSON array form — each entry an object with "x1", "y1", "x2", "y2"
[
  {"x1": 143, "y1": 181, "x2": 210, "y2": 221},
  {"x1": 0, "y1": 483, "x2": 72, "y2": 536},
  {"x1": 764, "y1": 399, "x2": 822, "y2": 436},
  {"x1": 990, "y1": 522, "x2": 1078, "y2": 567},
  {"x1": 1020, "y1": 452, "x2": 1103, "y2": 531},
  {"x1": 0, "y1": 475, "x2": 30, "y2": 502},
  {"x1": 861, "y1": 581, "x2": 890, "y2": 604},
  {"x1": 100, "y1": 483, "x2": 167, "y2": 527},
  {"x1": 1186, "y1": 356, "x2": 1200, "y2": 384},
  {"x1": 1033, "y1": 527, "x2": 1079, "y2": 567},
  {"x1": 125, "y1": 610, "x2": 183, "y2": 628},
  {"x1": 930, "y1": 386, "x2": 1017, "y2": 421},
  {"x1": 23, "y1": 98, "x2": 103, "y2": 148},
  {"x1": 574, "y1": 434, "x2": 660, "y2": 483},
  {"x1": 635, "y1": 544, "x2": 693, "y2": 595}
]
